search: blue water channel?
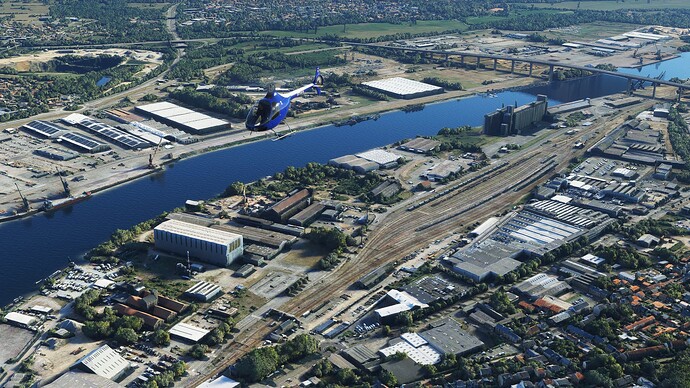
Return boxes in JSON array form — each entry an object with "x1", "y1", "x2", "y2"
[{"x1": 1, "y1": 53, "x2": 688, "y2": 306}]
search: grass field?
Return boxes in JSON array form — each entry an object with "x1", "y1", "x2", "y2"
[
  {"x1": 524, "y1": 0, "x2": 690, "y2": 10},
  {"x1": 0, "y1": 1, "x2": 49, "y2": 23},
  {"x1": 466, "y1": 9, "x2": 568, "y2": 25},
  {"x1": 260, "y1": 20, "x2": 468, "y2": 40},
  {"x1": 544, "y1": 21, "x2": 645, "y2": 41}
]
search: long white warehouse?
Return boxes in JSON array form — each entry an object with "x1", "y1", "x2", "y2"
[{"x1": 154, "y1": 219, "x2": 243, "y2": 266}]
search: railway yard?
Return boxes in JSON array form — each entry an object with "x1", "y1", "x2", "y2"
[{"x1": 4, "y1": 12, "x2": 690, "y2": 387}]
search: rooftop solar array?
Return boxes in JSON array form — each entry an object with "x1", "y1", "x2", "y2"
[
  {"x1": 136, "y1": 101, "x2": 229, "y2": 133},
  {"x1": 22, "y1": 120, "x2": 67, "y2": 138},
  {"x1": 59, "y1": 132, "x2": 110, "y2": 153},
  {"x1": 78, "y1": 117, "x2": 151, "y2": 149}
]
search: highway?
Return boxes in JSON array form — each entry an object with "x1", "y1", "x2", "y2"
[{"x1": 345, "y1": 42, "x2": 689, "y2": 91}]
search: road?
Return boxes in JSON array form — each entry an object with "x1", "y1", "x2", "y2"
[{"x1": 184, "y1": 96, "x2": 659, "y2": 386}]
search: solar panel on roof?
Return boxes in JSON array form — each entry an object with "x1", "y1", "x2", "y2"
[{"x1": 76, "y1": 117, "x2": 150, "y2": 149}]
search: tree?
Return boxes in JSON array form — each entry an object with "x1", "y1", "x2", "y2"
[
  {"x1": 189, "y1": 344, "x2": 208, "y2": 360},
  {"x1": 153, "y1": 329, "x2": 170, "y2": 346},
  {"x1": 379, "y1": 370, "x2": 398, "y2": 386},
  {"x1": 172, "y1": 361, "x2": 187, "y2": 378},
  {"x1": 234, "y1": 346, "x2": 280, "y2": 382},
  {"x1": 114, "y1": 327, "x2": 139, "y2": 345}
]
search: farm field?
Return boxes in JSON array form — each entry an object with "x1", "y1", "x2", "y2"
[
  {"x1": 524, "y1": 0, "x2": 690, "y2": 10},
  {"x1": 260, "y1": 20, "x2": 468, "y2": 40}
]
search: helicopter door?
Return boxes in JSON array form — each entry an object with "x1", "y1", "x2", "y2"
[{"x1": 255, "y1": 100, "x2": 272, "y2": 126}]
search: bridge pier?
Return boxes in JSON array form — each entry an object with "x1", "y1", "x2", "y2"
[
  {"x1": 548, "y1": 65, "x2": 554, "y2": 82},
  {"x1": 529, "y1": 63, "x2": 533, "y2": 77},
  {"x1": 679, "y1": 87, "x2": 684, "y2": 102},
  {"x1": 652, "y1": 83, "x2": 657, "y2": 99},
  {"x1": 493, "y1": 59, "x2": 498, "y2": 71},
  {"x1": 476, "y1": 56, "x2": 480, "y2": 68},
  {"x1": 628, "y1": 79, "x2": 633, "y2": 96},
  {"x1": 460, "y1": 55, "x2": 465, "y2": 67},
  {"x1": 511, "y1": 60, "x2": 515, "y2": 74}
]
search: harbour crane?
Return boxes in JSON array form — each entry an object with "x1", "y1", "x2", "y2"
[
  {"x1": 14, "y1": 182, "x2": 30, "y2": 211},
  {"x1": 148, "y1": 137, "x2": 164, "y2": 169},
  {"x1": 56, "y1": 168, "x2": 71, "y2": 197}
]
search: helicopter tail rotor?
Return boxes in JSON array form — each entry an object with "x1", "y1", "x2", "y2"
[{"x1": 312, "y1": 67, "x2": 324, "y2": 95}]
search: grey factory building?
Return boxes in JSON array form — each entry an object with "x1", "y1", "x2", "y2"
[
  {"x1": 154, "y1": 219, "x2": 243, "y2": 266},
  {"x1": 398, "y1": 137, "x2": 441, "y2": 154},
  {"x1": 484, "y1": 95, "x2": 548, "y2": 136},
  {"x1": 184, "y1": 281, "x2": 223, "y2": 302}
]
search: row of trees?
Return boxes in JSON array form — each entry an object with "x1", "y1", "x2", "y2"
[
  {"x1": 422, "y1": 77, "x2": 463, "y2": 90},
  {"x1": 233, "y1": 334, "x2": 318, "y2": 382}
]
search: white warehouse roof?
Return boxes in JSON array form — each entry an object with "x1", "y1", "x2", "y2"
[
  {"x1": 362, "y1": 77, "x2": 442, "y2": 96},
  {"x1": 74, "y1": 345, "x2": 129, "y2": 380},
  {"x1": 169, "y1": 322, "x2": 210, "y2": 343},
  {"x1": 155, "y1": 219, "x2": 241, "y2": 245},
  {"x1": 5, "y1": 311, "x2": 37, "y2": 326},
  {"x1": 356, "y1": 149, "x2": 400, "y2": 166}
]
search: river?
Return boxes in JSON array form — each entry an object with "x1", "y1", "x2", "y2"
[{"x1": 0, "y1": 53, "x2": 688, "y2": 306}]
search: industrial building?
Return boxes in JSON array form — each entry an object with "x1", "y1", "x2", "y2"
[
  {"x1": 58, "y1": 132, "x2": 111, "y2": 153},
  {"x1": 113, "y1": 303, "x2": 163, "y2": 329},
  {"x1": 184, "y1": 281, "x2": 222, "y2": 302},
  {"x1": 169, "y1": 322, "x2": 210, "y2": 343},
  {"x1": 21, "y1": 120, "x2": 67, "y2": 139},
  {"x1": 446, "y1": 243, "x2": 522, "y2": 282},
  {"x1": 423, "y1": 160, "x2": 463, "y2": 182},
  {"x1": 361, "y1": 77, "x2": 443, "y2": 99},
  {"x1": 154, "y1": 219, "x2": 243, "y2": 266},
  {"x1": 468, "y1": 217, "x2": 500, "y2": 238},
  {"x1": 211, "y1": 223, "x2": 294, "y2": 250},
  {"x1": 71, "y1": 345, "x2": 130, "y2": 381},
  {"x1": 135, "y1": 101, "x2": 231, "y2": 134},
  {"x1": 374, "y1": 289, "x2": 429, "y2": 322},
  {"x1": 370, "y1": 180, "x2": 401, "y2": 200},
  {"x1": 62, "y1": 113, "x2": 151, "y2": 150},
  {"x1": 512, "y1": 273, "x2": 571, "y2": 301},
  {"x1": 34, "y1": 147, "x2": 79, "y2": 161},
  {"x1": 588, "y1": 119, "x2": 679, "y2": 166},
  {"x1": 398, "y1": 138, "x2": 441, "y2": 154},
  {"x1": 484, "y1": 95, "x2": 548, "y2": 136},
  {"x1": 4, "y1": 312, "x2": 37, "y2": 328},
  {"x1": 288, "y1": 202, "x2": 326, "y2": 226},
  {"x1": 46, "y1": 371, "x2": 122, "y2": 388},
  {"x1": 263, "y1": 188, "x2": 311, "y2": 223},
  {"x1": 328, "y1": 155, "x2": 379, "y2": 173},
  {"x1": 355, "y1": 149, "x2": 400, "y2": 168},
  {"x1": 356, "y1": 266, "x2": 390, "y2": 289},
  {"x1": 232, "y1": 214, "x2": 304, "y2": 236},
  {"x1": 380, "y1": 319, "x2": 483, "y2": 365}
]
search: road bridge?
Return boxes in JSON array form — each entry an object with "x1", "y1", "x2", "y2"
[{"x1": 346, "y1": 42, "x2": 687, "y2": 100}]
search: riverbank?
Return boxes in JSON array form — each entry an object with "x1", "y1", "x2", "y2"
[{"x1": 0, "y1": 73, "x2": 543, "y2": 223}]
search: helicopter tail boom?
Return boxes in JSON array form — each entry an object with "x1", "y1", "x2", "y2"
[{"x1": 284, "y1": 67, "x2": 324, "y2": 98}]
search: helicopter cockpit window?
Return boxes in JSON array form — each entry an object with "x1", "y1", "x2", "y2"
[
  {"x1": 256, "y1": 100, "x2": 272, "y2": 123},
  {"x1": 270, "y1": 102, "x2": 280, "y2": 121}
]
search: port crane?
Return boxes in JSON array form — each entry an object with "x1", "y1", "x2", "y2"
[
  {"x1": 148, "y1": 137, "x2": 164, "y2": 169},
  {"x1": 14, "y1": 182, "x2": 30, "y2": 211},
  {"x1": 56, "y1": 169, "x2": 71, "y2": 197}
]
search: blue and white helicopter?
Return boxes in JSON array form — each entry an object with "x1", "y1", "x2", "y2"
[{"x1": 245, "y1": 67, "x2": 324, "y2": 136}]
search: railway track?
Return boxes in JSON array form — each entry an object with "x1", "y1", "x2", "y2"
[{"x1": 188, "y1": 102, "x2": 650, "y2": 387}]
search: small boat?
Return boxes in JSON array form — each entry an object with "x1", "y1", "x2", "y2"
[{"x1": 272, "y1": 131, "x2": 295, "y2": 141}]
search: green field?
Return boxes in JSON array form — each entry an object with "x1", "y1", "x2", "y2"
[
  {"x1": 466, "y1": 9, "x2": 569, "y2": 25},
  {"x1": 524, "y1": 0, "x2": 690, "y2": 10},
  {"x1": 0, "y1": 1, "x2": 49, "y2": 23},
  {"x1": 544, "y1": 21, "x2": 645, "y2": 41},
  {"x1": 260, "y1": 20, "x2": 468, "y2": 40}
]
